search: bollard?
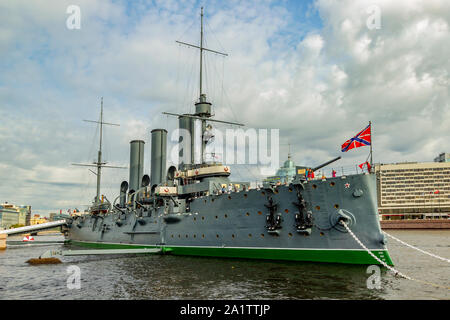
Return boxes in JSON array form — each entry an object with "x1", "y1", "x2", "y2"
[{"x1": 0, "y1": 234, "x2": 7, "y2": 250}]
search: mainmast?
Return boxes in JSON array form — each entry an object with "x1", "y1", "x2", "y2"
[
  {"x1": 169, "y1": 7, "x2": 243, "y2": 165},
  {"x1": 72, "y1": 98, "x2": 124, "y2": 205}
]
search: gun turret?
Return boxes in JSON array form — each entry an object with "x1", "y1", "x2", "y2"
[{"x1": 311, "y1": 156, "x2": 341, "y2": 172}]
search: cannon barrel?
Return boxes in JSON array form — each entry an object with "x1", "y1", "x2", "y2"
[{"x1": 312, "y1": 156, "x2": 341, "y2": 172}]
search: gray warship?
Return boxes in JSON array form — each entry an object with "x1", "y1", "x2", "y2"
[{"x1": 65, "y1": 8, "x2": 393, "y2": 266}]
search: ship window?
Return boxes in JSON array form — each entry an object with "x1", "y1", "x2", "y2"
[
  {"x1": 258, "y1": 211, "x2": 262, "y2": 215},
  {"x1": 261, "y1": 233, "x2": 265, "y2": 238},
  {"x1": 215, "y1": 215, "x2": 218, "y2": 219},
  {"x1": 261, "y1": 191, "x2": 265, "y2": 196},
  {"x1": 193, "y1": 234, "x2": 196, "y2": 238},
  {"x1": 202, "y1": 234, "x2": 205, "y2": 238},
  {"x1": 186, "y1": 235, "x2": 188, "y2": 238},
  {"x1": 211, "y1": 199, "x2": 215, "y2": 202},
  {"x1": 320, "y1": 232, "x2": 324, "y2": 236},
  {"x1": 334, "y1": 204, "x2": 339, "y2": 209},
  {"x1": 330, "y1": 182, "x2": 335, "y2": 187},
  {"x1": 194, "y1": 217, "x2": 197, "y2": 221},
  {"x1": 246, "y1": 212, "x2": 250, "y2": 216},
  {"x1": 232, "y1": 234, "x2": 235, "y2": 239},
  {"x1": 315, "y1": 206, "x2": 320, "y2": 210},
  {"x1": 178, "y1": 234, "x2": 181, "y2": 238},
  {"x1": 289, "y1": 188, "x2": 293, "y2": 192},
  {"x1": 244, "y1": 194, "x2": 248, "y2": 198},
  {"x1": 216, "y1": 234, "x2": 219, "y2": 238},
  {"x1": 228, "y1": 196, "x2": 232, "y2": 200},
  {"x1": 288, "y1": 233, "x2": 293, "y2": 237},
  {"x1": 171, "y1": 235, "x2": 174, "y2": 238},
  {"x1": 224, "y1": 214, "x2": 228, "y2": 218},
  {"x1": 312, "y1": 184, "x2": 318, "y2": 189},
  {"x1": 202, "y1": 216, "x2": 205, "y2": 220},
  {"x1": 248, "y1": 234, "x2": 252, "y2": 237},
  {"x1": 285, "y1": 209, "x2": 289, "y2": 213}
]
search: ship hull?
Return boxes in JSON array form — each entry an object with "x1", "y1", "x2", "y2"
[{"x1": 67, "y1": 173, "x2": 394, "y2": 265}]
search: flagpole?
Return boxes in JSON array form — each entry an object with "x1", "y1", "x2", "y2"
[{"x1": 369, "y1": 121, "x2": 373, "y2": 172}]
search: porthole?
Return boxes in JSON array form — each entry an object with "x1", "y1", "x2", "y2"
[
  {"x1": 315, "y1": 206, "x2": 321, "y2": 210},
  {"x1": 284, "y1": 209, "x2": 289, "y2": 213},
  {"x1": 312, "y1": 184, "x2": 317, "y2": 189},
  {"x1": 178, "y1": 234, "x2": 181, "y2": 238},
  {"x1": 228, "y1": 196, "x2": 232, "y2": 200},
  {"x1": 202, "y1": 234, "x2": 205, "y2": 238},
  {"x1": 193, "y1": 234, "x2": 196, "y2": 238},
  {"x1": 248, "y1": 234, "x2": 252, "y2": 238},
  {"x1": 202, "y1": 216, "x2": 205, "y2": 220},
  {"x1": 330, "y1": 182, "x2": 335, "y2": 187},
  {"x1": 320, "y1": 232, "x2": 324, "y2": 236},
  {"x1": 232, "y1": 234, "x2": 235, "y2": 239},
  {"x1": 224, "y1": 214, "x2": 228, "y2": 218},
  {"x1": 215, "y1": 215, "x2": 218, "y2": 219},
  {"x1": 261, "y1": 234, "x2": 265, "y2": 238},
  {"x1": 258, "y1": 211, "x2": 262, "y2": 215},
  {"x1": 288, "y1": 188, "x2": 293, "y2": 192},
  {"x1": 261, "y1": 191, "x2": 265, "y2": 196},
  {"x1": 288, "y1": 233, "x2": 293, "y2": 237},
  {"x1": 193, "y1": 217, "x2": 197, "y2": 221},
  {"x1": 246, "y1": 212, "x2": 250, "y2": 216},
  {"x1": 171, "y1": 234, "x2": 174, "y2": 238},
  {"x1": 211, "y1": 199, "x2": 215, "y2": 202},
  {"x1": 334, "y1": 204, "x2": 339, "y2": 209},
  {"x1": 244, "y1": 194, "x2": 248, "y2": 198},
  {"x1": 216, "y1": 234, "x2": 220, "y2": 238},
  {"x1": 186, "y1": 235, "x2": 188, "y2": 238}
]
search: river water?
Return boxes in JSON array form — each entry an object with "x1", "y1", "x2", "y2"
[{"x1": 0, "y1": 230, "x2": 448, "y2": 300}]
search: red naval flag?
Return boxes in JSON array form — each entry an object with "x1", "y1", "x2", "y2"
[
  {"x1": 358, "y1": 161, "x2": 372, "y2": 172},
  {"x1": 341, "y1": 124, "x2": 371, "y2": 152}
]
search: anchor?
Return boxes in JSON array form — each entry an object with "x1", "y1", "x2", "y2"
[
  {"x1": 265, "y1": 196, "x2": 282, "y2": 234},
  {"x1": 293, "y1": 186, "x2": 313, "y2": 234}
]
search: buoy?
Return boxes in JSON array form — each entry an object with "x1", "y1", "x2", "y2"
[{"x1": 23, "y1": 236, "x2": 34, "y2": 242}]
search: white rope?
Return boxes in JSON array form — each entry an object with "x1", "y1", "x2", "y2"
[
  {"x1": 383, "y1": 231, "x2": 450, "y2": 263},
  {"x1": 340, "y1": 221, "x2": 450, "y2": 290},
  {"x1": 339, "y1": 221, "x2": 411, "y2": 279}
]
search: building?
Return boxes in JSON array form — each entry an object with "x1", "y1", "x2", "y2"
[
  {"x1": 18, "y1": 205, "x2": 31, "y2": 226},
  {"x1": 0, "y1": 203, "x2": 20, "y2": 229},
  {"x1": 264, "y1": 154, "x2": 297, "y2": 185},
  {"x1": 30, "y1": 214, "x2": 48, "y2": 225},
  {"x1": 375, "y1": 161, "x2": 450, "y2": 220},
  {"x1": 434, "y1": 153, "x2": 450, "y2": 163}
]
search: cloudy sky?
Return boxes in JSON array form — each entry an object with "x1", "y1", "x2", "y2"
[{"x1": 1, "y1": 0, "x2": 449, "y2": 216}]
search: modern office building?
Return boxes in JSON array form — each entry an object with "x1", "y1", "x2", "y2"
[
  {"x1": 375, "y1": 161, "x2": 450, "y2": 219},
  {"x1": 0, "y1": 203, "x2": 20, "y2": 228},
  {"x1": 434, "y1": 152, "x2": 450, "y2": 163}
]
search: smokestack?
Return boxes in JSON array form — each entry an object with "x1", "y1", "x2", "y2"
[
  {"x1": 178, "y1": 115, "x2": 195, "y2": 170},
  {"x1": 151, "y1": 129, "x2": 167, "y2": 187},
  {"x1": 119, "y1": 181, "x2": 128, "y2": 207},
  {"x1": 129, "y1": 140, "x2": 145, "y2": 194}
]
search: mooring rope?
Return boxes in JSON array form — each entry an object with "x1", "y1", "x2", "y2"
[
  {"x1": 340, "y1": 220, "x2": 450, "y2": 290},
  {"x1": 383, "y1": 231, "x2": 450, "y2": 264}
]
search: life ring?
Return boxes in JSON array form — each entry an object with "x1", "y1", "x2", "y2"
[
  {"x1": 164, "y1": 188, "x2": 169, "y2": 193},
  {"x1": 195, "y1": 170, "x2": 199, "y2": 175},
  {"x1": 224, "y1": 167, "x2": 229, "y2": 172}
]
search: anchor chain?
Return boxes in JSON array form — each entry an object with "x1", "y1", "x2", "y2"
[
  {"x1": 383, "y1": 231, "x2": 450, "y2": 264},
  {"x1": 340, "y1": 220, "x2": 450, "y2": 291}
]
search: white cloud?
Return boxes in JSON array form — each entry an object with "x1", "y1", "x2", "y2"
[{"x1": 0, "y1": 0, "x2": 449, "y2": 214}]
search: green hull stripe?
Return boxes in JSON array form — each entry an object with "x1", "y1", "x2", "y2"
[{"x1": 69, "y1": 240, "x2": 394, "y2": 266}]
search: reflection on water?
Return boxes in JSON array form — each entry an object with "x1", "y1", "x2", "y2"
[{"x1": 0, "y1": 230, "x2": 449, "y2": 300}]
